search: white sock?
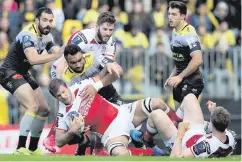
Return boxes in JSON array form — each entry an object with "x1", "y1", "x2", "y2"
[
  {"x1": 164, "y1": 106, "x2": 170, "y2": 114},
  {"x1": 146, "y1": 122, "x2": 157, "y2": 134},
  {"x1": 175, "y1": 107, "x2": 184, "y2": 120}
]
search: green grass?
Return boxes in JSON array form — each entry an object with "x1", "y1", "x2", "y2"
[{"x1": 0, "y1": 155, "x2": 241, "y2": 161}]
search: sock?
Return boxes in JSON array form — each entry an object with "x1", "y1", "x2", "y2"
[
  {"x1": 47, "y1": 119, "x2": 56, "y2": 138},
  {"x1": 175, "y1": 107, "x2": 184, "y2": 120},
  {"x1": 164, "y1": 106, "x2": 170, "y2": 113},
  {"x1": 129, "y1": 147, "x2": 154, "y2": 156},
  {"x1": 17, "y1": 112, "x2": 36, "y2": 149},
  {"x1": 143, "y1": 122, "x2": 157, "y2": 147},
  {"x1": 164, "y1": 136, "x2": 176, "y2": 151},
  {"x1": 29, "y1": 115, "x2": 47, "y2": 151}
]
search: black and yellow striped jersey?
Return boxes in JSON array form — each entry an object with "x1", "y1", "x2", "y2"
[
  {"x1": 1, "y1": 23, "x2": 56, "y2": 74},
  {"x1": 170, "y1": 22, "x2": 202, "y2": 75}
]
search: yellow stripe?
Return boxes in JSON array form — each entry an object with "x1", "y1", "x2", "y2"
[
  {"x1": 26, "y1": 112, "x2": 37, "y2": 117},
  {"x1": 36, "y1": 115, "x2": 48, "y2": 120}
]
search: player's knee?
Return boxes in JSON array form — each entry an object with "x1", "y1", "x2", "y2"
[
  {"x1": 38, "y1": 105, "x2": 50, "y2": 117},
  {"x1": 25, "y1": 102, "x2": 39, "y2": 114},
  {"x1": 150, "y1": 109, "x2": 164, "y2": 120},
  {"x1": 183, "y1": 93, "x2": 196, "y2": 102},
  {"x1": 151, "y1": 98, "x2": 167, "y2": 111},
  {"x1": 111, "y1": 147, "x2": 130, "y2": 156}
]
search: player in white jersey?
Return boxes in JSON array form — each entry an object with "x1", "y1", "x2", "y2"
[
  {"x1": 170, "y1": 94, "x2": 236, "y2": 158},
  {"x1": 49, "y1": 75, "x2": 178, "y2": 156}
]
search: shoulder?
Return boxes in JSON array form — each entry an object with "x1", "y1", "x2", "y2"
[
  {"x1": 79, "y1": 28, "x2": 96, "y2": 43},
  {"x1": 182, "y1": 24, "x2": 197, "y2": 36},
  {"x1": 107, "y1": 36, "x2": 116, "y2": 46},
  {"x1": 17, "y1": 24, "x2": 38, "y2": 42}
]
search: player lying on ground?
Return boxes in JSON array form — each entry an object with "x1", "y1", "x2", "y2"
[
  {"x1": 132, "y1": 94, "x2": 236, "y2": 158},
  {"x1": 48, "y1": 75, "x2": 179, "y2": 156}
]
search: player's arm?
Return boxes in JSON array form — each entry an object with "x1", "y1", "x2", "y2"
[
  {"x1": 178, "y1": 35, "x2": 203, "y2": 79},
  {"x1": 23, "y1": 34, "x2": 62, "y2": 65},
  {"x1": 92, "y1": 63, "x2": 123, "y2": 91},
  {"x1": 170, "y1": 122, "x2": 190, "y2": 157},
  {"x1": 55, "y1": 115, "x2": 85, "y2": 147},
  {"x1": 51, "y1": 56, "x2": 67, "y2": 78}
]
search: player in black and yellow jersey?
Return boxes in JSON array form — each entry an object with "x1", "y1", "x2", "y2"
[
  {"x1": 164, "y1": 1, "x2": 204, "y2": 121},
  {"x1": 0, "y1": 7, "x2": 62, "y2": 155}
]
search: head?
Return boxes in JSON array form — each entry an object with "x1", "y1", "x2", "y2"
[
  {"x1": 49, "y1": 78, "x2": 72, "y2": 105},
  {"x1": 35, "y1": 7, "x2": 54, "y2": 35},
  {"x1": 211, "y1": 106, "x2": 231, "y2": 133},
  {"x1": 64, "y1": 44, "x2": 85, "y2": 73},
  {"x1": 96, "y1": 11, "x2": 116, "y2": 43},
  {"x1": 0, "y1": 17, "x2": 9, "y2": 32},
  {"x1": 220, "y1": 21, "x2": 229, "y2": 32},
  {"x1": 168, "y1": 1, "x2": 187, "y2": 28}
]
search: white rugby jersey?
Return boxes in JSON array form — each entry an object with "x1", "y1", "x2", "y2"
[
  {"x1": 56, "y1": 78, "x2": 119, "y2": 134},
  {"x1": 185, "y1": 130, "x2": 236, "y2": 158}
]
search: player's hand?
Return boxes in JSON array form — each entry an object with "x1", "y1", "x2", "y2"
[
  {"x1": 206, "y1": 100, "x2": 216, "y2": 113},
  {"x1": 106, "y1": 62, "x2": 122, "y2": 78},
  {"x1": 168, "y1": 76, "x2": 183, "y2": 88},
  {"x1": 69, "y1": 115, "x2": 85, "y2": 133},
  {"x1": 81, "y1": 85, "x2": 97, "y2": 106},
  {"x1": 164, "y1": 78, "x2": 171, "y2": 91},
  {"x1": 177, "y1": 122, "x2": 189, "y2": 140}
]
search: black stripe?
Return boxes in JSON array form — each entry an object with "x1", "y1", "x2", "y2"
[
  {"x1": 181, "y1": 24, "x2": 189, "y2": 31},
  {"x1": 109, "y1": 143, "x2": 124, "y2": 155},
  {"x1": 32, "y1": 24, "x2": 38, "y2": 34},
  {"x1": 144, "y1": 99, "x2": 152, "y2": 113},
  {"x1": 148, "y1": 98, "x2": 152, "y2": 112}
]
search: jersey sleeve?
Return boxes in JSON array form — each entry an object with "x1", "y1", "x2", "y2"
[
  {"x1": 45, "y1": 33, "x2": 57, "y2": 53},
  {"x1": 20, "y1": 33, "x2": 37, "y2": 51},
  {"x1": 56, "y1": 103, "x2": 68, "y2": 131},
  {"x1": 190, "y1": 140, "x2": 211, "y2": 158},
  {"x1": 68, "y1": 32, "x2": 89, "y2": 52},
  {"x1": 184, "y1": 33, "x2": 202, "y2": 55},
  {"x1": 95, "y1": 54, "x2": 115, "y2": 68},
  {"x1": 50, "y1": 55, "x2": 64, "y2": 79}
]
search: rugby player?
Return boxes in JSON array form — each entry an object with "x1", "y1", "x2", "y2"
[
  {"x1": 164, "y1": 1, "x2": 204, "y2": 123},
  {"x1": 43, "y1": 11, "x2": 124, "y2": 152},
  {"x1": 48, "y1": 75, "x2": 176, "y2": 156},
  {"x1": 132, "y1": 94, "x2": 236, "y2": 158},
  {"x1": 0, "y1": 7, "x2": 62, "y2": 155}
]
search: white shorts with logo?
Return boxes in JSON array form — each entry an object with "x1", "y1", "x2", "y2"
[
  {"x1": 182, "y1": 123, "x2": 205, "y2": 151},
  {"x1": 101, "y1": 102, "x2": 137, "y2": 146}
]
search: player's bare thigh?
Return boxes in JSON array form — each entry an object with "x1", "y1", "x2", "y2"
[
  {"x1": 132, "y1": 98, "x2": 167, "y2": 127},
  {"x1": 181, "y1": 93, "x2": 204, "y2": 124},
  {"x1": 13, "y1": 83, "x2": 39, "y2": 113},
  {"x1": 105, "y1": 135, "x2": 130, "y2": 156}
]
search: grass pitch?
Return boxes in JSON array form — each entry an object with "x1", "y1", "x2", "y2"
[{"x1": 0, "y1": 155, "x2": 241, "y2": 161}]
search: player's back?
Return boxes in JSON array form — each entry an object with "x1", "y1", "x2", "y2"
[
  {"x1": 189, "y1": 130, "x2": 236, "y2": 158},
  {"x1": 57, "y1": 78, "x2": 118, "y2": 134},
  {"x1": 1, "y1": 23, "x2": 54, "y2": 74},
  {"x1": 170, "y1": 23, "x2": 202, "y2": 75}
]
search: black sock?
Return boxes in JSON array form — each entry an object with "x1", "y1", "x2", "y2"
[
  {"x1": 29, "y1": 137, "x2": 40, "y2": 151},
  {"x1": 17, "y1": 136, "x2": 27, "y2": 149}
]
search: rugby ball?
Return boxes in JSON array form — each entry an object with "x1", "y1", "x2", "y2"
[{"x1": 65, "y1": 111, "x2": 85, "y2": 132}]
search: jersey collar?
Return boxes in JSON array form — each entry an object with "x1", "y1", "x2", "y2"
[{"x1": 174, "y1": 21, "x2": 188, "y2": 34}]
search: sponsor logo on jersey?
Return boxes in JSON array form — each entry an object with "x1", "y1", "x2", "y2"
[{"x1": 80, "y1": 33, "x2": 88, "y2": 44}]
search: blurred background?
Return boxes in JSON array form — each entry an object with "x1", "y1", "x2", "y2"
[{"x1": 0, "y1": 0, "x2": 241, "y2": 154}]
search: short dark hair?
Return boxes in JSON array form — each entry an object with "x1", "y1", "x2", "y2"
[
  {"x1": 168, "y1": 1, "x2": 187, "y2": 15},
  {"x1": 211, "y1": 106, "x2": 231, "y2": 132},
  {"x1": 49, "y1": 78, "x2": 67, "y2": 97},
  {"x1": 64, "y1": 44, "x2": 82, "y2": 59},
  {"x1": 97, "y1": 11, "x2": 116, "y2": 26},
  {"x1": 35, "y1": 7, "x2": 53, "y2": 19}
]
